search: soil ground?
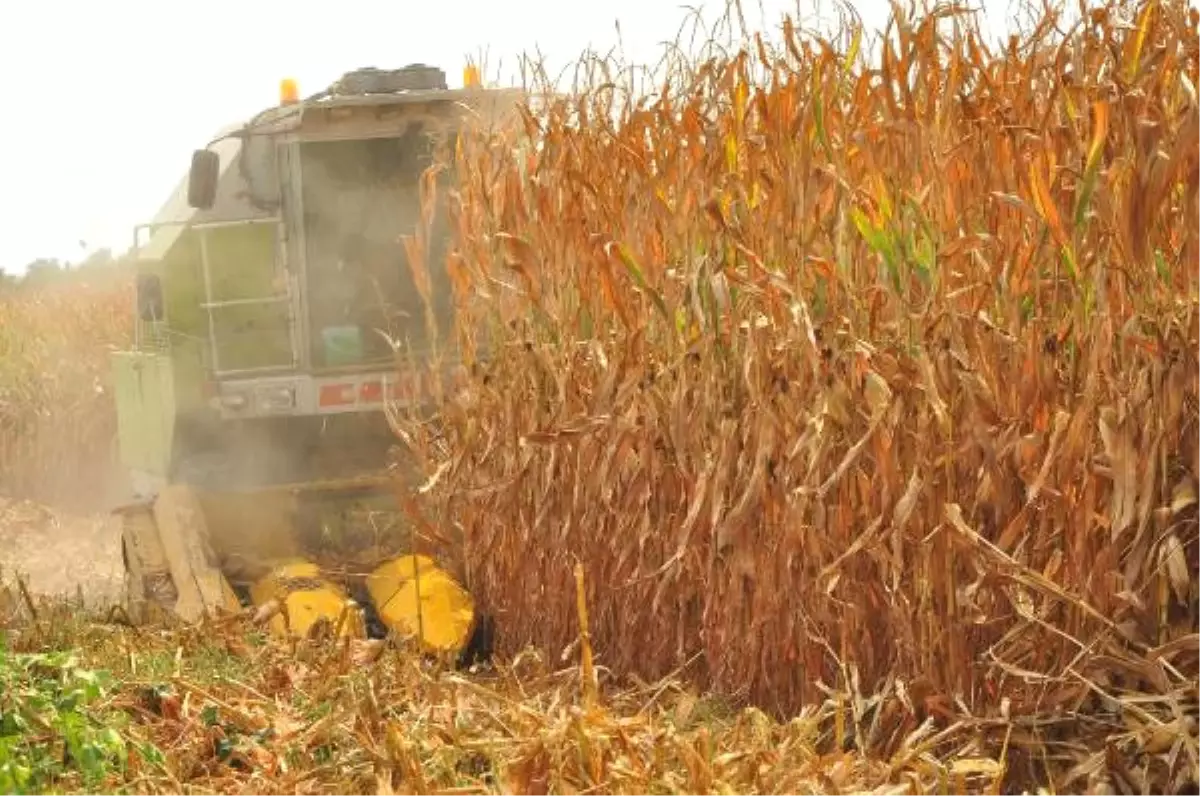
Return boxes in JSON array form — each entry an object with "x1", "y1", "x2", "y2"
[{"x1": 0, "y1": 497, "x2": 123, "y2": 605}]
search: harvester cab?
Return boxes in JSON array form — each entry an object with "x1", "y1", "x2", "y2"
[{"x1": 112, "y1": 64, "x2": 517, "y2": 660}]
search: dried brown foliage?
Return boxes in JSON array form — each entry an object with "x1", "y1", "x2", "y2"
[
  {"x1": 396, "y1": 0, "x2": 1200, "y2": 790},
  {"x1": 2, "y1": 602, "x2": 1020, "y2": 795},
  {"x1": 0, "y1": 276, "x2": 132, "y2": 509}
]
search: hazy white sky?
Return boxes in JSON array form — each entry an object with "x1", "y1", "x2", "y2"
[{"x1": 0, "y1": 0, "x2": 1018, "y2": 272}]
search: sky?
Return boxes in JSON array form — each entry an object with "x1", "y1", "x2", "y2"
[{"x1": 0, "y1": 0, "x2": 1020, "y2": 273}]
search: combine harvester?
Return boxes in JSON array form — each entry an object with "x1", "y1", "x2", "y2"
[{"x1": 112, "y1": 64, "x2": 517, "y2": 660}]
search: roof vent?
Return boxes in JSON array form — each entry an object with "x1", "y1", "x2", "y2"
[{"x1": 331, "y1": 65, "x2": 448, "y2": 96}]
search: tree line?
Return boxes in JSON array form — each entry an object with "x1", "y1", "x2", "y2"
[{"x1": 0, "y1": 249, "x2": 133, "y2": 292}]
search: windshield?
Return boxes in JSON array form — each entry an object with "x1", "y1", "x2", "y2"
[{"x1": 299, "y1": 125, "x2": 456, "y2": 369}]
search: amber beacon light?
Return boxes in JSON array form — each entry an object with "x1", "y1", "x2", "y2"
[{"x1": 280, "y1": 77, "x2": 300, "y2": 105}]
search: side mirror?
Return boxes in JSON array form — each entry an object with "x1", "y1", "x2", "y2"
[{"x1": 187, "y1": 149, "x2": 220, "y2": 210}]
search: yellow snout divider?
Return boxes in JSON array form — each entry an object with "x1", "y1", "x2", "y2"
[
  {"x1": 249, "y1": 559, "x2": 366, "y2": 640},
  {"x1": 247, "y1": 555, "x2": 475, "y2": 656},
  {"x1": 366, "y1": 554, "x2": 475, "y2": 654}
]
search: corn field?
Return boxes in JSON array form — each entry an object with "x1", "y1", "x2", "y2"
[
  {"x1": 0, "y1": 276, "x2": 132, "y2": 509},
  {"x1": 0, "y1": 0, "x2": 1194, "y2": 791},
  {"x1": 394, "y1": 0, "x2": 1200, "y2": 789}
]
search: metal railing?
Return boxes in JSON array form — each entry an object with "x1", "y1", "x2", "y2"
[{"x1": 132, "y1": 217, "x2": 303, "y2": 378}]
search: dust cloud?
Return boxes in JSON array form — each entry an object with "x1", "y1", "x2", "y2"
[
  {"x1": 0, "y1": 497, "x2": 123, "y2": 606},
  {"x1": 0, "y1": 435, "x2": 130, "y2": 605}
]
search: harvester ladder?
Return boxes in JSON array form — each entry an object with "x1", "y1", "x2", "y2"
[{"x1": 195, "y1": 218, "x2": 303, "y2": 378}]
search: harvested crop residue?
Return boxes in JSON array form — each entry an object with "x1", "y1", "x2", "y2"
[{"x1": 0, "y1": 497, "x2": 122, "y2": 605}]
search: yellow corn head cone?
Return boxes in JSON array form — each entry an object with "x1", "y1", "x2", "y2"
[
  {"x1": 366, "y1": 554, "x2": 475, "y2": 655},
  {"x1": 249, "y1": 559, "x2": 366, "y2": 640}
]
